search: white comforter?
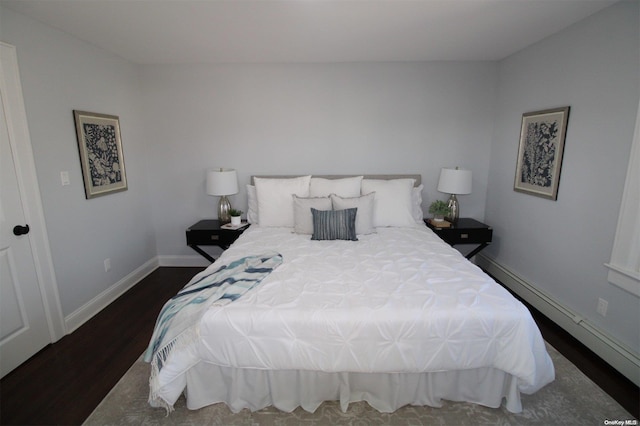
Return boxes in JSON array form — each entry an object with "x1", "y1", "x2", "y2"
[{"x1": 154, "y1": 224, "x2": 554, "y2": 409}]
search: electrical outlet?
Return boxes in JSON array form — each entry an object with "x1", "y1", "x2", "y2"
[
  {"x1": 104, "y1": 258, "x2": 111, "y2": 272},
  {"x1": 596, "y1": 298, "x2": 608, "y2": 317}
]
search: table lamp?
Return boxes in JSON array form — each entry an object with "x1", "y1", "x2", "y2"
[
  {"x1": 206, "y1": 168, "x2": 238, "y2": 224},
  {"x1": 437, "y1": 167, "x2": 472, "y2": 223}
]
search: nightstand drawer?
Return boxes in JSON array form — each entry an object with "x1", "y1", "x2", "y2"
[
  {"x1": 186, "y1": 230, "x2": 238, "y2": 246},
  {"x1": 436, "y1": 227, "x2": 493, "y2": 245}
]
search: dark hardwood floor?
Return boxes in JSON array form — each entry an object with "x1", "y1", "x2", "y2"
[{"x1": 0, "y1": 266, "x2": 637, "y2": 425}]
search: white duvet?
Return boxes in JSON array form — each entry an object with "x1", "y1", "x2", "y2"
[{"x1": 154, "y1": 224, "x2": 554, "y2": 410}]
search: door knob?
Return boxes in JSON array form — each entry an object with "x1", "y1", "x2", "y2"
[{"x1": 13, "y1": 225, "x2": 30, "y2": 236}]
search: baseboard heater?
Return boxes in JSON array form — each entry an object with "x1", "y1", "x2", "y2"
[{"x1": 476, "y1": 254, "x2": 640, "y2": 387}]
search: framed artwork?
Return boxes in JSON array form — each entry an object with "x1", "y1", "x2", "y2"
[
  {"x1": 514, "y1": 107, "x2": 570, "y2": 200},
  {"x1": 73, "y1": 110, "x2": 127, "y2": 199}
]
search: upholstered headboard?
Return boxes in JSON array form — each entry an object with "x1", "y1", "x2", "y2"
[{"x1": 251, "y1": 174, "x2": 422, "y2": 187}]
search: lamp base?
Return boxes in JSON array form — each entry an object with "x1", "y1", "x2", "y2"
[
  {"x1": 218, "y1": 196, "x2": 232, "y2": 224},
  {"x1": 446, "y1": 194, "x2": 460, "y2": 223}
]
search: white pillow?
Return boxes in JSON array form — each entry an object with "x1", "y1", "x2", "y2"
[
  {"x1": 254, "y1": 176, "x2": 311, "y2": 227},
  {"x1": 309, "y1": 176, "x2": 363, "y2": 197},
  {"x1": 246, "y1": 184, "x2": 259, "y2": 224},
  {"x1": 361, "y1": 179, "x2": 415, "y2": 227},
  {"x1": 293, "y1": 195, "x2": 332, "y2": 234},
  {"x1": 412, "y1": 184, "x2": 424, "y2": 222},
  {"x1": 330, "y1": 193, "x2": 376, "y2": 235}
]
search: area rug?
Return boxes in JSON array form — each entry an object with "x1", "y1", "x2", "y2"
[{"x1": 84, "y1": 343, "x2": 632, "y2": 425}]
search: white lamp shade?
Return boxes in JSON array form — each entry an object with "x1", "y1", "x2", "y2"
[
  {"x1": 437, "y1": 167, "x2": 472, "y2": 195},
  {"x1": 206, "y1": 168, "x2": 238, "y2": 196}
]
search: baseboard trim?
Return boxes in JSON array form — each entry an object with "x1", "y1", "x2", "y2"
[
  {"x1": 158, "y1": 255, "x2": 212, "y2": 267},
  {"x1": 64, "y1": 257, "x2": 159, "y2": 333},
  {"x1": 476, "y1": 254, "x2": 640, "y2": 387}
]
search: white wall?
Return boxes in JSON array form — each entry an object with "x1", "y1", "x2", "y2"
[
  {"x1": 141, "y1": 62, "x2": 497, "y2": 257},
  {"x1": 485, "y1": 1, "x2": 639, "y2": 351},
  {"x1": 0, "y1": 8, "x2": 157, "y2": 318}
]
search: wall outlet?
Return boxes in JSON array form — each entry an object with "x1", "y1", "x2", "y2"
[
  {"x1": 104, "y1": 258, "x2": 111, "y2": 272},
  {"x1": 596, "y1": 298, "x2": 608, "y2": 317}
]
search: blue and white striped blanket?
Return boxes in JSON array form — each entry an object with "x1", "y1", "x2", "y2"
[{"x1": 144, "y1": 252, "x2": 283, "y2": 410}]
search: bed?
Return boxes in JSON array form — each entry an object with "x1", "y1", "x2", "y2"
[{"x1": 146, "y1": 175, "x2": 554, "y2": 414}]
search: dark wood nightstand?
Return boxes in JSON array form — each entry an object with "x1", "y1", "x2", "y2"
[
  {"x1": 186, "y1": 219, "x2": 249, "y2": 262},
  {"x1": 425, "y1": 217, "x2": 492, "y2": 259}
]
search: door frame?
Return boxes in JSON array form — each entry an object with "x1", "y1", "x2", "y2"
[{"x1": 1, "y1": 41, "x2": 65, "y2": 342}]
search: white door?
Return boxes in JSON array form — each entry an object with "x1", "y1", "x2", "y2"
[{"x1": 0, "y1": 43, "x2": 54, "y2": 377}]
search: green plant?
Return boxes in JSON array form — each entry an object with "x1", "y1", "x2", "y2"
[
  {"x1": 229, "y1": 208, "x2": 243, "y2": 217},
  {"x1": 428, "y1": 200, "x2": 450, "y2": 216}
]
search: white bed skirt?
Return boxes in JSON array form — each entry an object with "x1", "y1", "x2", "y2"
[{"x1": 179, "y1": 362, "x2": 524, "y2": 414}]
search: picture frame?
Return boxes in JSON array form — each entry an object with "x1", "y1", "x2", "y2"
[
  {"x1": 73, "y1": 110, "x2": 127, "y2": 199},
  {"x1": 514, "y1": 106, "x2": 570, "y2": 200}
]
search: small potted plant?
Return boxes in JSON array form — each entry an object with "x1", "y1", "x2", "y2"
[
  {"x1": 229, "y1": 209, "x2": 243, "y2": 226},
  {"x1": 428, "y1": 200, "x2": 450, "y2": 222}
]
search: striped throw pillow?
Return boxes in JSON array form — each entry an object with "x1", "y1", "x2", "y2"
[{"x1": 311, "y1": 208, "x2": 358, "y2": 241}]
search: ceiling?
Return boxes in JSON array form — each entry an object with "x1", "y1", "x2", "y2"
[{"x1": 1, "y1": 0, "x2": 618, "y2": 64}]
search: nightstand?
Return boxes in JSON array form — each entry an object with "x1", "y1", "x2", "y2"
[
  {"x1": 186, "y1": 219, "x2": 249, "y2": 262},
  {"x1": 425, "y1": 217, "x2": 492, "y2": 259}
]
